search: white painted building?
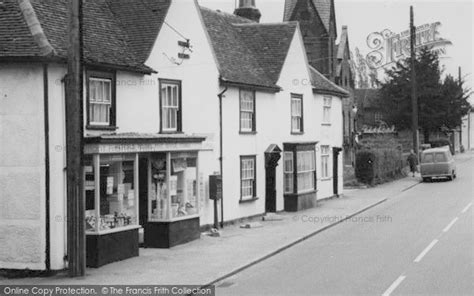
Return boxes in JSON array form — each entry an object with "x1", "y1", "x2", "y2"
[
  {"x1": 0, "y1": 0, "x2": 348, "y2": 272},
  {"x1": 461, "y1": 110, "x2": 474, "y2": 150}
]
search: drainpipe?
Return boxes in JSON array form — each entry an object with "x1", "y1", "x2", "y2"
[
  {"x1": 43, "y1": 63, "x2": 51, "y2": 271},
  {"x1": 218, "y1": 86, "x2": 228, "y2": 228}
]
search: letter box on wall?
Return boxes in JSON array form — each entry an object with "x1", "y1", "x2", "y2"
[{"x1": 209, "y1": 175, "x2": 222, "y2": 200}]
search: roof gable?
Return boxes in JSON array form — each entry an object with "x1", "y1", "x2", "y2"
[
  {"x1": 283, "y1": 0, "x2": 335, "y2": 34},
  {"x1": 234, "y1": 22, "x2": 297, "y2": 85},
  {"x1": 200, "y1": 7, "x2": 297, "y2": 90},
  {"x1": 337, "y1": 26, "x2": 350, "y2": 60}
]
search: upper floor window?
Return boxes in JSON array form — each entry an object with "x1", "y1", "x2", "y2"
[
  {"x1": 240, "y1": 89, "x2": 256, "y2": 133},
  {"x1": 323, "y1": 96, "x2": 332, "y2": 124},
  {"x1": 87, "y1": 71, "x2": 116, "y2": 128},
  {"x1": 291, "y1": 94, "x2": 303, "y2": 133},
  {"x1": 160, "y1": 79, "x2": 182, "y2": 133}
]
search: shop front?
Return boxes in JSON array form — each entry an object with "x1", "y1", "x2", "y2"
[{"x1": 84, "y1": 134, "x2": 205, "y2": 267}]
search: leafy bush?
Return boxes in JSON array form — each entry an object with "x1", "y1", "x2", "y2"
[{"x1": 356, "y1": 148, "x2": 403, "y2": 185}]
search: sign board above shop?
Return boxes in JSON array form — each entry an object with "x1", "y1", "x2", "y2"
[
  {"x1": 84, "y1": 142, "x2": 204, "y2": 155},
  {"x1": 365, "y1": 22, "x2": 452, "y2": 69}
]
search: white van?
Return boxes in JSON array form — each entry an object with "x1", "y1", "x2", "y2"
[{"x1": 420, "y1": 146, "x2": 457, "y2": 182}]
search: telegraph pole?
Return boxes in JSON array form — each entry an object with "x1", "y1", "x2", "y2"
[
  {"x1": 66, "y1": 0, "x2": 85, "y2": 277},
  {"x1": 410, "y1": 6, "x2": 419, "y2": 156}
]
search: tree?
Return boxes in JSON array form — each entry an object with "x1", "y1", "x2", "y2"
[{"x1": 379, "y1": 47, "x2": 471, "y2": 142}]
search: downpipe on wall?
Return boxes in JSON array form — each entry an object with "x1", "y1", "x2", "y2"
[{"x1": 218, "y1": 85, "x2": 228, "y2": 228}]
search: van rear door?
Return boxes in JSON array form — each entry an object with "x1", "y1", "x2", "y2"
[{"x1": 421, "y1": 152, "x2": 435, "y2": 176}]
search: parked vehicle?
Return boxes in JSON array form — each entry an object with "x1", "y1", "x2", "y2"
[{"x1": 420, "y1": 146, "x2": 456, "y2": 182}]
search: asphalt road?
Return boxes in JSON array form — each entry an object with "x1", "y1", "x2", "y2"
[{"x1": 215, "y1": 156, "x2": 473, "y2": 296}]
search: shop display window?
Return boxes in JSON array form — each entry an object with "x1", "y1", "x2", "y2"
[
  {"x1": 149, "y1": 152, "x2": 199, "y2": 222},
  {"x1": 85, "y1": 154, "x2": 139, "y2": 233}
]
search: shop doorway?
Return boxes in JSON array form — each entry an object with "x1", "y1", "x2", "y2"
[
  {"x1": 265, "y1": 145, "x2": 282, "y2": 213},
  {"x1": 333, "y1": 147, "x2": 342, "y2": 196}
]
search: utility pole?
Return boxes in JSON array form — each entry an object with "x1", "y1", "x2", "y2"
[
  {"x1": 66, "y1": 0, "x2": 85, "y2": 277},
  {"x1": 410, "y1": 6, "x2": 419, "y2": 156}
]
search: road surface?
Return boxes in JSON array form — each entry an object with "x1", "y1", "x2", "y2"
[{"x1": 215, "y1": 156, "x2": 473, "y2": 296}]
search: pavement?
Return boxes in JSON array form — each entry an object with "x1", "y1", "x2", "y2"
[{"x1": 0, "y1": 166, "x2": 429, "y2": 286}]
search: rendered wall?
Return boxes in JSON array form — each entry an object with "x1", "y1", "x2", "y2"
[
  {"x1": 0, "y1": 64, "x2": 46, "y2": 270},
  {"x1": 46, "y1": 64, "x2": 68, "y2": 270}
]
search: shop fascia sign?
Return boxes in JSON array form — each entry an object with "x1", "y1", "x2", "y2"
[
  {"x1": 84, "y1": 142, "x2": 203, "y2": 155},
  {"x1": 365, "y1": 22, "x2": 452, "y2": 69}
]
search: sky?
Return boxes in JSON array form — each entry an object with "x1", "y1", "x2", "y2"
[{"x1": 198, "y1": 0, "x2": 473, "y2": 100}]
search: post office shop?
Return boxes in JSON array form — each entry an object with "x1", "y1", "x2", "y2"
[{"x1": 83, "y1": 134, "x2": 205, "y2": 267}]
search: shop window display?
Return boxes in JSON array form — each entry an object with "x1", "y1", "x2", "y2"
[
  {"x1": 85, "y1": 154, "x2": 139, "y2": 233},
  {"x1": 149, "y1": 153, "x2": 199, "y2": 221}
]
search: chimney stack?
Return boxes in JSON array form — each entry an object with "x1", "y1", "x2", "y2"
[{"x1": 234, "y1": 0, "x2": 261, "y2": 23}]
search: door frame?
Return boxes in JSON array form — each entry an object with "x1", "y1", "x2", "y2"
[{"x1": 264, "y1": 145, "x2": 282, "y2": 213}]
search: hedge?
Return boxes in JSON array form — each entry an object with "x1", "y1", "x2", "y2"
[
  {"x1": 355, "y1": 150, "x2": 375, "y2": 184},
  {"x1": 355, "y1": 148, "x2": 403, "y2": 184}
]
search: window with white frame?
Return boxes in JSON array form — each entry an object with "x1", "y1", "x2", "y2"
[
  {"x1": 297, "y1": 151, "x2": 316, "y2": 192},
  {"x1": 240, "y1": 156, "x2": 256, "y2": 200},
  {"x1": 160, "y1": 80, "x2": 181, "y2": 132},
  {"x1": 283, "y1": 152, "x2": 294, "y2": 193},
  {"x1": 88, "y1": 76, "x2": 113, "y2": 126},
  {"x1": 283, "y1": 144, "x2": 316, "y2": 194},
  {"x1": 240, "y1": 90, "x2": 255, "y2": 132},
  {"x1": 321, "y1": 145, "x2": 331, "y2": 179},
  {"x1": 291, "y1": 94, "x2": 303, "y2": 133},
  {"x1": 323, "y1": 96, "x2": 332, "y2": 124}
]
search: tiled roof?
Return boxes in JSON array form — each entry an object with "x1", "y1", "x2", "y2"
[
  {"x1": 0, "y1": 0, "x2": 41, "y2": 57},
  {"x1": 354, "y1": 88, "x2": 381, "y2": 108},
  {"x1": 200, "y1": 7, "x2": 297, "y2": 91},
  {"x1": 234, "y1": 22, "x2": 298, "y2": 85},
  {"x1": 0, "y1": 0, "x2": 171, "y2": 73},
  {"x1": 105, "y1": 0, "x2": 170, "y2": 63},
  {"x1": 309, "y1": 65, "x2": 349, "y2": 97},
  {"x1": 283, "y1": 0, "x2": 333, "y2": 33},
  {"x1": 283, "y1": 0, "x2": 298, "y2": 22}
]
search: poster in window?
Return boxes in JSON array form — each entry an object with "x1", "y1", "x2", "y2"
[
  {"x1": 169, "y1": 175, "x2": 178, "y2": 196},
  {"x1": 172, "y1": 158, "x2": 187, "y2": 173},
  {"x1": 106, "y1": 177, "x2": 114, "y2": 194},
  {"x1": 127, "y1": 189, "x2": 134, "y2": 200},
  {"x1": 117, "y1": 183, "x2": 125, "y2": 195}
]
